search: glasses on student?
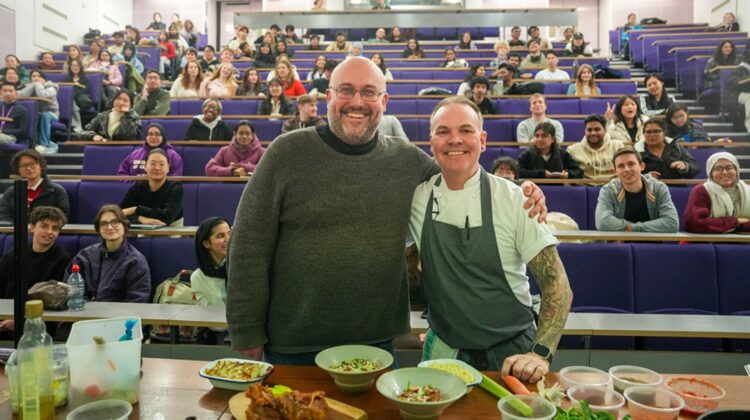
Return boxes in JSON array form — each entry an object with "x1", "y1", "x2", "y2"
[
  {"x1": 19, "y1": 162, "x2": 39, "y2": 170},
  {"x1": 146, "y1": 132, "x2": 163, "y2": 137},
  {"x1": 712, "y1": 165, "x2": 736, "y2": 174},
  {"x1": 644, "y1": 130, "x2": 663, "y2": 135},
  {"x1": 99, "y1": 219, "x2": 122, "y2": 229},
  {"x1": 331, "y1": 86, "x2": 384, "y2": 102}
]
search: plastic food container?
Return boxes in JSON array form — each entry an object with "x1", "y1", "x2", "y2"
[
  {"x1": 66, "y1": 317, "x2": 142, "y2": 405},
  {"x1": 497, "y1": 394, "x2": 557, "y2": 420},
  {"x1": 559, "y1": 366, "x2": 612, "y2": 390},
  {"x1": 609, "y1": 365, "x2": 662, "y2": 393},
  {"x1": 567, "y1": 384, "x2": 625, "y2": 417},
  {"x1": 6, "y1": 344, "x2": 69, "y2": 412},
  {"x1": 625, "y1": 385, "x2": 685, "y2": 420},
  {"x1": 665, "y1": 376, "x2": 726, "y2": 415},
  {"x1": 66, "y1": 399, "x2": 132, "y2": 420}
]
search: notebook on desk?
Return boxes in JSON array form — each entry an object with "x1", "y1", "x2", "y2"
[{"x1": 130, "y1": 224, "x2": 164, "y2": 230}]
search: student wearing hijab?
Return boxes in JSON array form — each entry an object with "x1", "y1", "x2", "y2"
[
  {"x1": 191, "y1": 217, "x2": 231, "y2": 306},
  {"x1": 118, "y1": 123, "x2": 183, "y2": 176},
  {"x1": 205, "y1": 120, "x2": 265, "y2": 176},
  {"x1": 685, "y1": 152, "x2": 750, "y2": 233},
  {"x1": 184, "y1": 98, "x2": 233, "y2": 141}
]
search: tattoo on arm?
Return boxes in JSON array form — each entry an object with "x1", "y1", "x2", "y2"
[{"x1": 527, "y1": 245, "x2": 573, "y2": 353}]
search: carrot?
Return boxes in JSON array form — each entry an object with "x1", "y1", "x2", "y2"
[{"x1": 503, "y1": 375, "x2": 532, "y2": 395}]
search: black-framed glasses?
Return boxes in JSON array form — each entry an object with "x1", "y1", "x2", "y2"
[
  {"x1": 330, "y1": 86, "x2": 385, "y2": 102},
  {"x1": 99, "y1": 219, "x2": 122, "y2": 229},
  {"x1": 712, "y1": 165, "x2": 736, "y2": 174}
]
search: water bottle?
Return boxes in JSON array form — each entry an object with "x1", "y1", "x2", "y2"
[{"x1": 67, "y1": 264, "x2": 85, "y2": 311}]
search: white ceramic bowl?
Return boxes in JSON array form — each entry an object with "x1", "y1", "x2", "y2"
[
  {"x1": 417, "y1": 358, "x2": 482, "y2": 394},
  {"x1": 198, "y1": 358, "x2": 274, "y2": 391}
]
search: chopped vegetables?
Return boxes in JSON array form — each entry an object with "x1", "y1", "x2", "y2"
[
  {"x1": 397, "y1": 383, "x2": 442, "y2": 402},
  {"x1": 537, "y1": 378, "x2": 565, "y2": 406},
  {"x1": 479, "y1": 373, "x2": 534, "y2": 418},
  {"x1": 555, "y1": 401, "x2": 616, "y2": 420},
  {"x1": 504, "y1": 375, "x2": 532, "y2": 395},
  {"x1": 329, "y1": 358, "x2": 380, "y2": 373}
]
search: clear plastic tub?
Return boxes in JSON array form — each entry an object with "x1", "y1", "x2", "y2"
[{"x1": 66, "y1": 317, "x2": 142, "y2": 405}]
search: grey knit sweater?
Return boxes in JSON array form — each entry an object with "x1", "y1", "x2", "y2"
[{"x1": 227, "y1": 127, "x2": 437, "y2": 353}]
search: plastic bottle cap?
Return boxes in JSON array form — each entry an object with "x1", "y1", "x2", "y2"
[
  {"x1": 26, "y1": 300, "x2": 44, "y2": 317},
  {"x1": 72, "y1": 264, "x2": 80, "y2": 273}
]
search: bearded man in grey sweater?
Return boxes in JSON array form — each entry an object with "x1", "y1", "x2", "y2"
[{"x1": 227, "y1": 57, "x2": 548, "y2": 364}]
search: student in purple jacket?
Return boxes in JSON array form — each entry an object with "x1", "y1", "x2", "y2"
[
  {"x1": 64, "y1": 205, "x2": 151, "y2": 303},
  {"x1": 117, "y1": 122, "x2": 183, "y2": 176},
  {"x1": 205, "y1": 120, "x2": 265, "y2": 176}
]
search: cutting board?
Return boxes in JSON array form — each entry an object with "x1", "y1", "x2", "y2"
[{"x1": 229, "y1": 391, "x2": 368, "y2": 420}]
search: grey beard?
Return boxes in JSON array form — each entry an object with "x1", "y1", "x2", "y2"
[{"x1": 328, "y1": 114, "x2": 379, "y2": 145}]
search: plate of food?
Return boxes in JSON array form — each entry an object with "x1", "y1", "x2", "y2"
[
  {"x1": 228, "y1": 383, "x2": 367, "y2": 420},
  {"x1": 198, "y1": 358, "x2": 273, "y2": 391}
]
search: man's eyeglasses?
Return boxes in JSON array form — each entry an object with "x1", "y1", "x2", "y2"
[
  {"x1": 331, "y1": 86, "x2": 385, "y2": 102},
  {"x1": 18, "y1": 162, "x2": 39, "y2": 170},
  {"x1": 99, "y1": 219, "x2": 122, "y2": 229},
  {"x1": 712, "y1": 165, "x2": 736, "y2": 174}
]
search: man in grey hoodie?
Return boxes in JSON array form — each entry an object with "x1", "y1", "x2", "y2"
[{"x1": 595, "y1": 146, "x2": 679, "y2": 233}]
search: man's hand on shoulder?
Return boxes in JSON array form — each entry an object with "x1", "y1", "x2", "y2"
[
  {"x1": 501, "y1": 352, "x2": 549, "y2": 383},
  {"x1": 520, "y1": 180, "x2": 548, "y2": 223}
]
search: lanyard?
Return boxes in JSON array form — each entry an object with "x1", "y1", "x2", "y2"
[{"x1": 0, "y1": 103, "x2": 14, "y2": 130}]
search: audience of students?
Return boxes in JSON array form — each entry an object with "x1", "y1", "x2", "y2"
[
  {"x1": 205, "y1": 121, "x2": 265, "y2": 176},
  {"x1": 516, "y1": 94, "x2": 564, "y2": 143},
  {"x1": 518, "y1": 122, "x2": 582, "y2": 179},
  {"x1": 65, "y1": 204, "x2": 151, "y2": 303},
  {"x1": 18, "y1": 70, "x2": 59, "y2": 153},
  {"x1": 685, "y1": 152, "x2": 750, "y2": 233},
  {"x1": 121, "y1": 148, "x2": 184, "y2": 226},
  {"x1": 0, "y1": 149, "x2": 69, "y2": 221},
  {"x1": 118, "y1": 123, "x2": 184, "y2": 176},
  {"x1": 568, "y1": 114, "x2": 624, "y2": 181},
  {"x1": 635, "y1": 119, "x2": 699, "y2": 180},
  {"x1": 0, "y1": 54, "x2": 30, "y2": 85},
  {"x1": 83, "y1": 90, "x2": 142, "y2": 142},
  {"x1": 595, "y1": 146, "x2": 679, "y2": 233}
]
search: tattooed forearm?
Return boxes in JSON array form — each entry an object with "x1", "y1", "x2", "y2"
[{"x1": 527, "y1": 245, "x2": 573, "y2": 353}]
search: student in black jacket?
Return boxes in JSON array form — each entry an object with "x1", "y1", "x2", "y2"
[
  {"x1": 120, "y1": 148, "x2": 184, "y2": 226},
  {"x1": 0, "y1": 81, "x2": 28, "y2": 144},
  {"x1": 256, "y1": 79, "x2": 295, "y2": 116},
  {"x1": 518, "y1": 122, "x2": 583, "y2": 179},
  {"x1": 185, "y1": 98, "x2": 233, "y2": 140},
  {"x1": 0, "y1": 150, "x2": 69, "y2": 221}
]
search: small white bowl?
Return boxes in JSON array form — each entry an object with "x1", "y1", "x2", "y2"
[
  {"x1": 417, "y1": 359, "x2": 482, "y2": 394},
  {"x1": 199, "y1": 358, "x2": 273, "y2": 391},
  {"x1": 609, "y1": 365, "x2": 662, "y2": 393},
  {"x1": 66, "y1": 399, "x2": 132, "y2": 420},
  {"x1": 559, "y1": 366, "x2": 611, "y2": 390}
]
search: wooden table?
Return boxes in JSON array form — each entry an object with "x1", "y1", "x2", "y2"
[{"x1": 1, "y1": 358, "x2": 748, "y2": 419}]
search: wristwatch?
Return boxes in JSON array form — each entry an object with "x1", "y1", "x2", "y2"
[{"x1": 531, "y1": 343, "x2": 554, "y2": 362}]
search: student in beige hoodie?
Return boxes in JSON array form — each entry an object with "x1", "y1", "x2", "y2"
[{"x1": 567, "y1": 114, "x2": 624, "y2": 181}]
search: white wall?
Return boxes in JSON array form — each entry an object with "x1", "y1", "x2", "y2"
[
  {"x1": 0, "y1": 1, "x2": 15, "y2": 61},
  {"x1": 8, "y1": 0, "x2": 133, "y2": 60},
  {"x1": 693, "y1": 0, "x2": 747, "y2": 32},
  {"x1": 132, "y1": 0, "x2": 208, "y2": 34}
]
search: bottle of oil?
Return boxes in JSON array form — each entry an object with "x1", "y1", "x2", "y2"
[{"x1": 18, "y1": 300, "x2": 55, "y2": 420}]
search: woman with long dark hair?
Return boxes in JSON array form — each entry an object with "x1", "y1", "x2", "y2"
[
  {"x1": 665, "y1": 103, "x2": 711, "y2": 143},
  {"x1": 605, "y1": 94, "x2": 649, "y2": 143},
  {"x1": 370, "y1": 53, "x2": 393, "y2": 81},
  {"x1": 518, "y1": 122, "x2": 582, "y2": 179},
  {"x1": 640, "y1": 73, "x2": 674, "y2": 116}
]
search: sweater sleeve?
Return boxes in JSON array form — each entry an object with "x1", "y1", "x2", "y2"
[
  {"x1": 3, "y1": 107, "x2": 27, "y2": 138},
  {"x1": 109, "y1": 65, "x2": 123, "y2": 87},
  {"x1": 168, "y1": 150, "x2": 183, "y2": 176},
  {"x1": 152, "y1": 91, "x2": 171, "y2": 116},
  {"x1": 124, "y1": 255, "x2": 151, "y2": 303},
  {"x1": 595, "y1": 186, "x2": 628, "y2": 231},
  {"x1": 237, "y1": 148, "x2": 265, "y2": 173},
  {"x1": 205, "y1": 149, "x2": 233, "y2": 176},
  {"x1": 117, "y1": 153, "x2": 135, "y2": 175},
  {"x1": 684, "y1": 184, "x2": 739, "y2": 233},
  {"x1": 516, "y1": 120, "x2": 531, "y2": 142},
  {"x1": 226, "y1": 147, "x2": 283, "y2": 349},
  {"x1": 136, "y1": 183, "x2": 184, "y2": 224},
  {"x1": 53, "y1": 184, "x2": 70, "y2": 219},
  {"x1": 562, "y1": 151, "x2": 583, "y2": 179}
]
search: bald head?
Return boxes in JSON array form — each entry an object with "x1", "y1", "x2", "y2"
[{"x1": 326, "y1": 57, "x2": 389, "y2": 145}]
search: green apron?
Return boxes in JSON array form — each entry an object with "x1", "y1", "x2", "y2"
[{"x1": 420, "y1": 170, "x2": 535, "y2": 370}]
